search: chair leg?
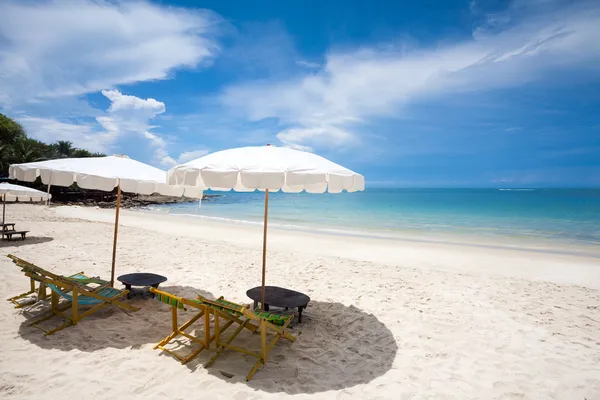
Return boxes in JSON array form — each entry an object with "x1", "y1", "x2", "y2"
[
  {"x1": 43, "y1": 320, "x2": 74, "y2": 336},
  {"x1": 247, "y1": 358, "x2": 263, "y2": 381},
  {"x1": 205, "y1": 317, "x2": 250, "y2": 368},
  {"x1": 72, "y1": 289, "x2": 79, "y2": 325},
  {"x1": 261, "y1": 320, "x2": 267, "y2": 364},
  {"x1": 154, "y1": 307, "x2": 215, "y2": 365},
  {"x1": 204, "y1": 305, "x2": 210, "y2": 350},
  {"x1": 7, "y1": 291, "x2": 37, "y2": 308},
  {"x1": 245, "y1": 319, "x2": 269, "y2": 381}
]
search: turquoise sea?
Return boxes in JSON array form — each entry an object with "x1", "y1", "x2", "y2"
[{"x1": 157, "y1": 188, "x2": 600, "y2": 246}]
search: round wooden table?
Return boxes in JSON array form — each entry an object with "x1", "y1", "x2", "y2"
[
  {"x1": 246, "y1": 286, "x2": 310, "y2": 323},
  {"x1": 117, "y1": 273, "x2": 167, "y2": 298}
]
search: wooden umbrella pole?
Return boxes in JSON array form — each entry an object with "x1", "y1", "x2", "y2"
[
  {"x1": 2, "y1": 194, "x2": 5, "y2": 239},
  {"x1": 110, "y1": 182, "x2": 121, "y2": 287},
  {"x1": 261, "y1": 189, "x2": 269, "y2": 310},
  {"x1": 46, "y1": 183, "x2": 51, "y2": 206}
]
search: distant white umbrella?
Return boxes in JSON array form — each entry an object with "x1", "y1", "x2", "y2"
[
  {"x1": 167, "y1": 145, "x2": 365, "y2": 308},
  {"x1": 9, "y1": 155, "x2": 202, "y2": 285},
  {"x1": 0, "y1": 183, "x2": 51, "y2": 229}
]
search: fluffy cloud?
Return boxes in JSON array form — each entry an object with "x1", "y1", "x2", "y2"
[
  {"x1": 219, "y1": 1, "x2": 600, "y2": 151},
  {"x1": 96, "y1": 90, "x2": 176, "y2": 166},
  {"x1": 0, "y1": 0, "x2": 220, "y2": 104},
  {"x1": 17, "y1": 116, "x2": 116, "y2": 153},
  {"x1": 15, "y1": 89, "x2": 210, "y2": 167}
]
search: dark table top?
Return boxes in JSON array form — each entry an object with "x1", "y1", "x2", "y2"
[
  {"x1": 117, "y1": 273, "x2": 167, "y2": 287},
  {"x1": 247, "y1": 286, "x2": 310, "y2": 308}
]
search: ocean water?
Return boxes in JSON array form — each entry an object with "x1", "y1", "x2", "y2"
[{"x1": 154, "y1": 188, "x2": 600, "y2": 246}]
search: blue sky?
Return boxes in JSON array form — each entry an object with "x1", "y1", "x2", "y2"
[{"x1": 0, "y1": 0, "x2": 599, "y2": 187}]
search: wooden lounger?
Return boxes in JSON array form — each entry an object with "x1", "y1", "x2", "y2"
[
  {"x1": 3, "y1": 230, "x2": 29, "y2": 240},
  {"x1": 203, "y1": 297, "x2": 296, "y2": 381},
  {"x1": 150, "y1": 287, "x2": 257, "y2": 364},
  {"x1": 7, "y1": 254, "x2": 139, "y2": 335}
]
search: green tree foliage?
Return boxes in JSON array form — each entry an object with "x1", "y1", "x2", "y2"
[{"x1": 0, "y1": 113, "x2": 105, "y2": 176}]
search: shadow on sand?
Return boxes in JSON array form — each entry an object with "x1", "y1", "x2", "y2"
[
  {"x1": 17, "y1": 285, "x2": 397, "y2": 394},
  {"x1": 194, "y1": 300, "x2": 398, "y2": 394},
  {"x1": 0, "y1": 236, "x2": 54, "y2": 247},
  {"x1": 16, "y1": 285, "x2": 213, "y2": 352}
]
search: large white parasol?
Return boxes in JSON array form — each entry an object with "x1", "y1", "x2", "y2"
[
  {"x1": 167, "y1": 145, "x2": 365, "y2": 308},
  {"x1": 0, "y1": 183, "x2": 51, "y2": 232},
  {"x1": 9, "y1": 155, "x2": 202, "y2": 285}
]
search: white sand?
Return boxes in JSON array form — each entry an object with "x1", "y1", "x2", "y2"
[{"x1": 1, "y1": 204, "x2": 599, "y2": 400}]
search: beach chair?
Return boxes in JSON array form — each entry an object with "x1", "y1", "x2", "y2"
[
  {"x1": 7, "y1": 254, "x2": 139, "y2": 335},
  {"x1": 7, "y1": 254, "x2": 110, "y2": 309},
  {"x1": 203, "y1": 298, "x2": 296, "y2": 381},
  {"x1": 150, "y1": 287, "x2": 256, "y2": 364}
]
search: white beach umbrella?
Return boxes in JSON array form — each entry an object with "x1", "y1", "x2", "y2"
[
  {"x1": 9, "y1": 155, "x2": 202, "y2": 285},
  {"x1": 0, "y1": 182, "x2": 51, "y2": 225},
  {"x1": 167, "y1": 145, "x2": 365, "y2": 308}
]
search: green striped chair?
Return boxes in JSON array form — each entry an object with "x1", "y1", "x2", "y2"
[
  {"x1": 7, "y1": 254, "x2": 109, "y2": 309},
  {"x1": 7, "y1": 254, "x2": 139, "y2": 335},
  {"x1": 150, "y1": 288, "x2": 256, "y2": 364},
  {"x1": 201, "y1": 296, "x2": 296, "y2": 381}
]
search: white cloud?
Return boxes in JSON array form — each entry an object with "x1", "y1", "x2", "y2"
[
  {"x1": 98, "y1": 90, "x2": 176, "y2": 166},
  {"x1": 177, "y1": 149, "x2": 210, "y2": 163},
  {"x1": 0, "y1": 0, "x2": 220, "y2": 105},
  {"x1": 219, "y1": 2, "x2": 600, "y2": 151},
  {"x1": 296, "y1": 60, "x2": 321, "y2": 69},
  {"x1": 17, "y1": 116, "x2": 115, "y2": 153},
  {"x1": 14, "y1": 90, "x2": 210, "y2": 167}
]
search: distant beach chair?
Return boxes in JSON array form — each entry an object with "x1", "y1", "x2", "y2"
[
  {"x1": 150, "y1": 287, "x2": 255, "y2": 364},
  {"x1": 7, "y1": 254, "x2": 139, "y2": 335},
  {"x1": 2, "y1": 230, "x2": 29, "y2": 241},
  {"x1": 203, "y1": 297, "x2": 296, "y2": 381}
]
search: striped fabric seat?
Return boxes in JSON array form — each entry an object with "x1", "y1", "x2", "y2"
[
  {"x1": 155, "y1": 293, "x2": 292, "y2": 326},
  {"x1": 66, "y1": 273, "x2": 109, "y2": 286},
  {"x1": 197, "y1": 297, "x2": 243, "y2": 315},
  {"x1": 250, "y1": 310, "x2": 293, "y2": 327},
  {"x1": 199, "y1": 297, "x2": 292, "y2": 326},
  {"x1": 155, "y1": 292, "x2": 186, "y2": 310},
  {"x1": 48, "y1": 284, "x2": 124, "y2": 305}
]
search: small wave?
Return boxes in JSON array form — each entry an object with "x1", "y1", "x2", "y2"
[{"x1": 498, "y1": 188, "x2": 537, "y2": 191}]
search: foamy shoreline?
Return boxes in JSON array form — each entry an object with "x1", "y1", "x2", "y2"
[
  {"x1": 140, "y1": 206, "x2": 600, "y2": 257},
  {"x1": 1, "y1": 204, "x2": 599, "y2": 399}
]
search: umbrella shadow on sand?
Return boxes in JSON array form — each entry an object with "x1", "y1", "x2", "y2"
[
  {"x1": 0, "y1": 236, "x2": 54, "y2": 248},
  {"x1": 16, "y1": 286, "x2": 397, "y2": 394},
  {"x1": 16, "y1": 285, "x2": 215, "y2": 352},
  {"x1": 182, "y1": 300, "x2": 398, "y2": 395}
]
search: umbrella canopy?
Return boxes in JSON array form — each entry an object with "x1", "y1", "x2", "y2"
[
  {"x1": 0, "y1": 183, "x2": 51, "y2": 202},
  {"x1": 167, "y1": 145, "x2": 364, "y2": 309},
  {"x1": 9, "y1": 155, "x2": 202, "y2": 285},
  {"x1": 0, "y1": 183, "x2": 51, "y2": 225},
  {"x1": 167, "y1": 145, "x2": 365, "y2": 193},
  {"x1": 9, "y1": 155, "x2": 201, "y2": 197}
]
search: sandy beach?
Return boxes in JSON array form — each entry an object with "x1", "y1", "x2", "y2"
[{"x1": 1, "y1": 203, "x2": 599, "y2": 400}]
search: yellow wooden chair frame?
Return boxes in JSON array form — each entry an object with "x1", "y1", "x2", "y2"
[
  {"x1": 149, "y1": 287, "x2": 258, "y2": 364},
  {"x1": 7, "y1": 254, "x2": 109, "y2": 309},
  {"x1": 7, "y1": 254, "x2": 139, "y2": 335},
  {"x1": 150, "y1": 287, "x2": 223, "y2": 364},
  {"x1": 7, "y1": 254, "x2": 62, "y2": 308},
  {"x1": 202, "y1": 299, "x2": 296, "y2": 381}
]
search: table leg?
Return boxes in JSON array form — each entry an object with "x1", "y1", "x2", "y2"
[
  {"x1": 298, "y1": 305, "x2": 307, "y2": 323},
  {"x1": 253, "y1": 300, "x2": 258, "y2": 310},
  {"x1": 264, "y1": 303, "x2": 269, "y2": 312},
  {"x1": 125, "y1": 284, "x2": 132, "y2": 299},
  {"x1": 150, "y1": 283, "x2": 160, "y2": 298}
]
